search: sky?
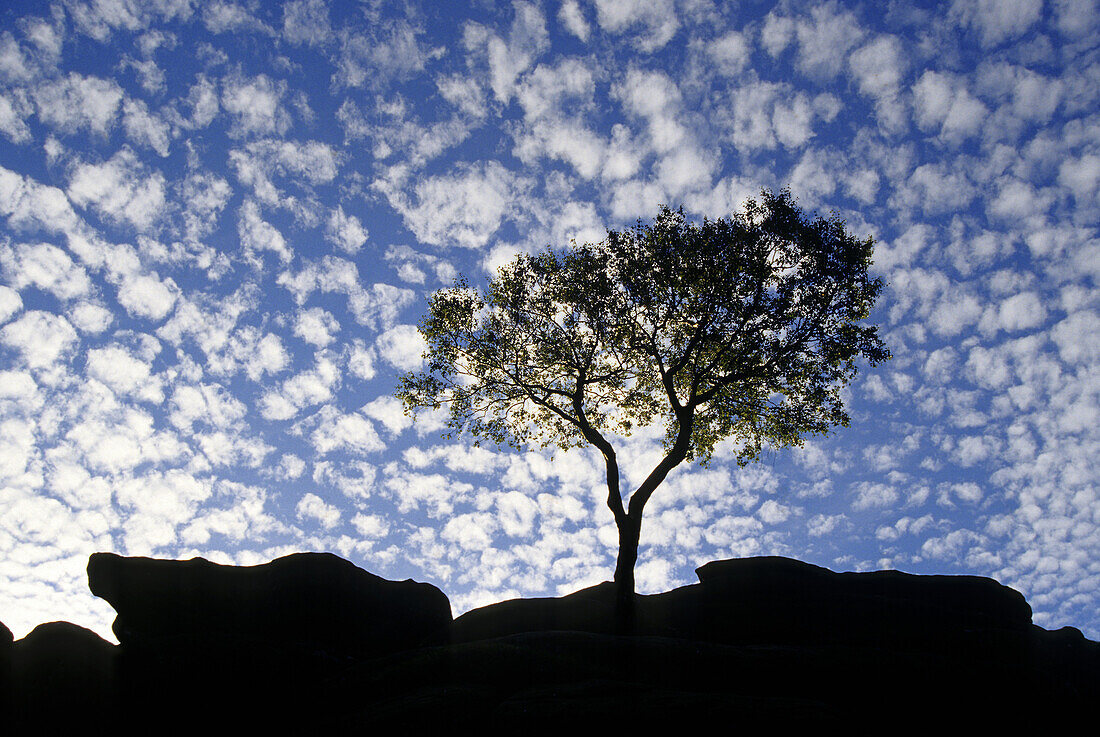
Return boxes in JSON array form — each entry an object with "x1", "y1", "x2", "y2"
[{"x1": 0, "y1": 0, "x2": 1097, "y2": 644}]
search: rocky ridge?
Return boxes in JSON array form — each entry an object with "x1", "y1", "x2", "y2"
[{"x1": 2, "y1": 553, "x2": 1096, "y2": 734}]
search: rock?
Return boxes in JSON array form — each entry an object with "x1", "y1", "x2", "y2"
[
  {"x1": 10, "y1": 622, "x2": 117, "y2": 732},
  {"x1": 452, "y1": 582, "x2": 621, "y2": 642},
  {"x1": 678, "y1": 556, "x2": 1034, "y2": 648},
  {"x1": 454, "y1": 556, "x2": 1035, "y2": 652},
  {"x1": 1, "y1": 620, "x2": 11, "y2": 712},
  {"x1": 87, "y1": 551, "x2": 452, "y2": 662}
]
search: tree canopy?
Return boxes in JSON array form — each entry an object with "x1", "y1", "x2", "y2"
[{"x1": 397, "y1": 190, "x2": 889, "y2": 613}]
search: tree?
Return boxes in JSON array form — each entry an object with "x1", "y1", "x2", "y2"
[{"x1": 397, "y1": 190, "x2": 889, "y2": 626}]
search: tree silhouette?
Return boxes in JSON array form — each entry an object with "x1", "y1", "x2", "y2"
[{"x1": 397, "y1": 190, "x2": 889, "y2": 627}]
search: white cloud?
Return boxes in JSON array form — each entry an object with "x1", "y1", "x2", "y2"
[
  {"x1": 558, "y1": 0, "x2": 590, "y2": 41},
  {"x1": 1050, "y1": 311, "x2": 1100, "y2": 365},
  {"x1": 348, "y1": 340, "x2": 376, "y2": 381},
  {"x1": 337, "y1": 19, "x2": 431, "y2": 90},
  {"x1": 116, "y1": 272, "x2": 177, "y2": 321},
  {"x1": 0, "y1": 284, "x2": 22, "y2": 323},
  {"x1": 282, "y1": 0, "x2": 332, "y2": 46},
  {"x1": 326, "y1": 206, "x2": 368, "y2": 253},
  {"x1": 363, "y1": 395, "x2": 413, "y2": 436},
  {"x1": 33, "y1": 73, "x2": 123, "y2": 135},
  {"x1": 0, "y1": 310, "x2": 78, "y2": 369},
  {"x1": 238, "y1": 200, "x2": 292, "y2": 265},
  {"x1": 377, "y1": 162, "x2": 524, "y2": 249},
  {"x1": 276, "y1": 256, "x2": 415, "y2": 329},
  {"x1": 221, "y1": 73, "x2": 290, "y2": 138},
  {"x1": 296, "y1": 492, "x2": 341, "y2": 529},
  {"x1": 469, "y1": 1, "x2": 549, "y2": 103},
  {"x1": 178, "y1": 171, "x2": 233, "y2": 244},
  {"x1": 791, "y1": 4, "x2": 864, "y2": 79},
  {"x1": 0, "y1": 91, "x2": 32, "y2": 143},
  {"x1": 849, "y1": 35, "x2": 906, "y2": 100},
  {"x1": 442, "y1": 512, "x2": 497, "y2": 550},
  {"x1": 259, "y1": 354, "x2": 340, "y2": 421},
  {"x1": 169, "y1": 382, "x2": 246, "y2": 432},
  {"x1": 172, "y1": 74, "x2": 219, "y2": 130},
  {"x1": 1, "y1": 242, "x2": 92, "y2": 300},
  {"x1": 376, "y1": 324, "x2": 427, "y2": 372},
  {"x1": 996, "y1": 292, "x2": 1047, "y2": 332},
  {"x1": 69, "y1": 301, "x2": 112, "y2": 334},
  {"x1": 950, "y1": 0, "x2": 1043, "y2": 47},
  {"x1": 912, "y1": 71, "x2": 989, "y2": 143},
  {"x1": 593, "y1": 0, "x2": 678, "y2": 52},
  {"x1": 707, "y1": 31, "x2": 751, "y2": 76},
  {"x1": 202, "y1": 1, "x2": 274, "y2": 35},
  {"x1": 496, "y1": 490, "x2": 540, "y2": 537},
  {"x1": 122, "y1": 98, "x2": 171, "y2": 157},
  {"x1": 0, "y1": 166, "x2": 86, "y2": 239},
  {"x1": 86, "y1": 345, "x2": 164, "y2": 403},
  {"x1": 293, "y1": 306, "x2": 340, "y2": 347},
  {"x1": 67, "y1": 148, "x2": 167, "y2": 232}
]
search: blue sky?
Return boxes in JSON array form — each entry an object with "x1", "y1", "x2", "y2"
[{"x1": 1, "y1": 0, "x2": 1098, "y2": 643}]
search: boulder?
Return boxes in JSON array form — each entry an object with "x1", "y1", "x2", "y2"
[
  {"x1": 676, "y1": 556, "x2": 1034, "y2": 648},
  {"x1": 453, "y1": 556, "x2": 1035, "y2": 652},
  {"x1": 452, "y1": 582, "x2": 621, "y2": 642},
  {"x1": 87, "y1": 551, "x2": 452, "y2": 662},
  {"x1": 10, "y1": 622, "x2": 118, "y2": 731}
]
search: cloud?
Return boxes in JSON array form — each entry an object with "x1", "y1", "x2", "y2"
[
  {"x1": 0, "y1": 91, "x2": 32, "y2": 143},
  {"x1": 238, "y1": 199, "x2": 292, "y2": 265},
  {"x1": 558, "y1": 0, "x2": 590, "y2": 41},
  {"x1": 376, "y1": 324, "x2": 427, "y2": 372},
  {"x1": 122, "y1": 98, "x2": 171, "y2": 156},
  {"x1": 116, "y1": 272, "x2": 178, "y2": 321},
  {"x1": 376, "y1": 162, "x2": 526, "y2": 249},
  {"x1": 32, "y1": 73, "x2": 124, "y2": 135},
  {"x1": 912, "y1": 71, "x2": 989, "y2": 144},
  {"x1": 282, "y1": 0, "x2": 332, "y2": 46},
  {"x1": 465, "y1": 1, "x2": 549, "y2": 103},
  {"x1": 363, "y1": 395, "x2": 414, "y2": 437},
  {"x1": 293, "y1": 306, "x2": 340, "y2": 347},
  {"x1": 276, "y1": 256, "x2": 415, "y2": 329},
  {"x1": 221, "y1": 73, "x2": 291, "y2": 138},
  {"x1": 325, "y1": 206, "x2": 368, "y2": 253},
  {"x1": 950, "y1": 0, "x2": 1043, "y2": 47},
  {"x1": 67, "y1": 148, "x2": 167, "y2": 232},
  {"x1": 259, "y1": 353, "x2": 340, "y2": 421},
  {"x1": 1, "y1": 241, "x2": 92, "y2": 300},
  {"x1": 201, "y1": 1, "x2": 275, "y2": 35},
  {"x1": 706, "y1": 30, "x2": 751, "y2": 76},
  {"x1": 86, "y1": 344, "x2": 164, "y2": 403},
  {"x1": 0, "y1": 285, "x2": 22, "y2": 323},
  {"x1": 0, "y1": 310, "x2": 78, "y2": 369},
  {"x1": 296, "y1": 492, "x2": 341, "y2": 529},
  {"x1": 593, "y1": 0, "x2": 679, "y2": 52}
]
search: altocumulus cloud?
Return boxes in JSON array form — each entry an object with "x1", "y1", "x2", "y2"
[{"x1": 0, "y1": 0, "x2": 1097, "y2": 643}]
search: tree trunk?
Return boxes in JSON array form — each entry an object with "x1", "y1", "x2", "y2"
[{"x1": 612, "y1": 513, "x2": 641, "y2": 634}]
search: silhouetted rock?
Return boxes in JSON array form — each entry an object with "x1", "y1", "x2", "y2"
[
  {"x1": 0, "y1": 619, "x2": 11, "y2": 715},
  {"x1": 9, "y1": 622, "x2": 117, "y2": 733},
  {"x1": 88, "y1": 551, "x2": 451, "y2": 662},
  {"x1": 442, "y1": 556, "x2": 1096, "y2": 731},
  {"x1": 8, "y1": 553, "x2": 1095, "y2": 734},
  {"x1": 676, "y1": 555, "x2": 1034, "y2": 647},
  {"x1": 454, "y1": 556, "x2": 1036, "y2": 652}
]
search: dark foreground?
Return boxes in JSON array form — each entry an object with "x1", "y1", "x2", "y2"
[{"x1": 3, "y1": 553, "x2": 1097, "y2": 735}]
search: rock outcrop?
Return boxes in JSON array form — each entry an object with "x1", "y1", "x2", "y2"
[
  {"x1": 87, "y1": 551, "x2": 452, "y2": 661},
  {"x1": 9, "y1": 622, "x2": 117, "y2": 733},
  {"x1": 451, "y1": 555, "x2": 1034, "y2": 648},
  {"x1": 5, "y1": 553, "x2": 1097, "y2": 734}
]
